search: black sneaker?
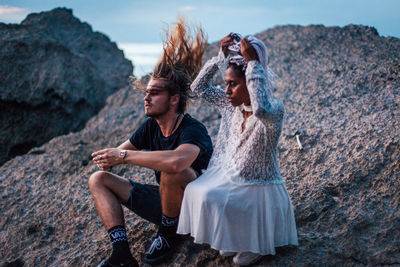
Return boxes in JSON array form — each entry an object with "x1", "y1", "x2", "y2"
[
  {"x1": 143, "y1": 234, "x2": 178, "y2": 264},
  {"x1": 96, "y1": 258, "x2": 138, "y2": 267}
]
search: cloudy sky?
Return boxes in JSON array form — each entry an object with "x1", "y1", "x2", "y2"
[{"x1": 1, "y1": 0, "x2": 399, "y2": 76}]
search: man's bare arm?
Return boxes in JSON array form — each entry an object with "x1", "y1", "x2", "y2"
[
  {"x1": 92, "y1": 143, "x2": 200, "y2": 173},
  {"x1": 125, "y1": 144, "x2": 200, "y2": 173},
  {"x1": 91, "y1": 140, "x2": 136, "y2": 170},
  {"x1": 117, "y1": 140, "x2": 137, "y2": 150}
]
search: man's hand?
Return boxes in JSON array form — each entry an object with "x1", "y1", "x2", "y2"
[
  {"x1": 92, "y1": 148, "x2": 122, "y2": 170},
  {"x1": 220, "y1": 34, "x2": 233, "y2": 58},
  {"x1": 240, "y1": 38, "x2": 259, "y2": 62}
]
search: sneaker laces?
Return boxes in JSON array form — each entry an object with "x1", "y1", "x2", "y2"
[{"x1": 147, "y1": 235, "x2": 170, "y2": 254}]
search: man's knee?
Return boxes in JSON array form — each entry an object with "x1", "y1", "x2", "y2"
[
  {"x1": 88, "y1": 171, "x2": 133, "y2": 203},
  {"x1": 159, "y1": 168, "x2": 196, "y2": 189},
  {"x1": 88, "y1": 170, "x2": 110, "y2": 190}
]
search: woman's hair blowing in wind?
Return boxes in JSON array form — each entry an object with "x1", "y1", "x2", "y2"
[{"x1": 152, "y1": 17, "x2": 207, "y2": 113}]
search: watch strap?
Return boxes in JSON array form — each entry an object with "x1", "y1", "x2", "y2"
[{"x1": 119, "y1": 150, "x2": 127, "y2": 164}]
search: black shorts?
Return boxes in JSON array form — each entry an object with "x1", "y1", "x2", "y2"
[
  {"x1": 122, "y1": 180, "x2": 162, "y2": 225},
  {"x1": 121, "y1": 170, "x2": 200, "y2": 226}
]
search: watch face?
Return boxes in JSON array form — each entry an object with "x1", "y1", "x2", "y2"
[{"x1": 120, "y1": 151, "x2": 125, "y2": 157}]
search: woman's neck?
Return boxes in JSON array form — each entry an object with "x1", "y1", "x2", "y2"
[
  {"x1": 242, "y1": 110, "x2": 252, "y2": 117},
  {"x1": 241, "y1": 110, "x2": 253, "y2": 132}
]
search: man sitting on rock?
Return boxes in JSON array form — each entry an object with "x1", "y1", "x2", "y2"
[{"x1": 89, "y1": 19, "x2": 211, "y2": 267}]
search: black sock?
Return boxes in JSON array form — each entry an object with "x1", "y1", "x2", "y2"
[
  {"x1": 108, "y1": 225, "x2": 133, "y2": 264},
  {"x1": 159, "y1": 214, "x2": 179, "y2": 238}
]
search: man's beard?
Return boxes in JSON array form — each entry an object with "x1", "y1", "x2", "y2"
[{"x1": 145, "y1": 101, "x2": 170, "y2": 119}]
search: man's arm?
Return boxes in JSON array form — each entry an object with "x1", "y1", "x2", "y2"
[
  {"x1": 92, "y1": 139, "x2": 137, "y2": 170},
  {"x1": 117, "y1": 140, "x2": 138, "y2": 150},
  {"x1": 125, "y1": 143, "x2": 200, "y2": 173},
  {"x1": 92, "y1": 143, "x2": 200, "y2": 173}
]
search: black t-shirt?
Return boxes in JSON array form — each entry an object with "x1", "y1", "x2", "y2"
[{"x1": 129, "y1": 114, "x2": 213, "y2": 184}]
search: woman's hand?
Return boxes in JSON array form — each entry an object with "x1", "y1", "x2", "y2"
[
  {"x1": 220, "y1": 34, "x2": 233, "y2": 58},
  {"x1": 92, "y1": 148, "x2": 122, "y2": 170},
  {"x1": 240, "y1": 38, "x2": 259, "y2": 62}
]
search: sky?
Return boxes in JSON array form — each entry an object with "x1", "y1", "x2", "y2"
[{"x1": 1, "y1": 0, "x2": 399, "y2": 76}]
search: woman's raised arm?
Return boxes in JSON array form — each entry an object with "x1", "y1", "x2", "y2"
[
  {"x1": 245, "y1": 60, "x2": 284, "y2": 125},
  {"x1": 240, "y1": 38, "x2": 284, "y2": 125},
  {"x1": 190, "y1": 35, "x2": 235, "y2": 108}
]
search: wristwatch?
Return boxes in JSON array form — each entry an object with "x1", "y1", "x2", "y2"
[{"x1": 119, "y1": 150, "x2": 127, "y2": 164}]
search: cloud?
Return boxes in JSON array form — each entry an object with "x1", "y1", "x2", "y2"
[
  {"x1": 118, "y1": 42, "x2": 163, "y2": 76},
  {"x1": 179, "y1": 6, "x2": 197, "y2": 12},
  {"x1": 0, "y1": 5, "x2": 26, "y2": 15},
  {"x1": 118, "y1": 43, "x2": 163, "y2": 55}
]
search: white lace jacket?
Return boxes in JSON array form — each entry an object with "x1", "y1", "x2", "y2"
[{"x1": 191, "y1": 53, "x2": 285, "y2": 185}]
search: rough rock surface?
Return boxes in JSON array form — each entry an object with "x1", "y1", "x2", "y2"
[
  {"x1": 1, "y1": 24, "x2": 399, "y2": 266},
  {"x1": 0, "y1": 8, "x2": 133, "y2": 165}
]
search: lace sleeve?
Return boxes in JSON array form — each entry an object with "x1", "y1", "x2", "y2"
[
  {"x1": 190, "y1": 50, "x2": 230, "y2": 108},
  {"x1": 245, "y1": 60, "x2": 284, "y2": 125}
]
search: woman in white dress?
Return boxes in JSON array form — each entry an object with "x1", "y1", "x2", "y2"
[{"x1": 177, "y1": 33, "x2": 298, "y2": 266}]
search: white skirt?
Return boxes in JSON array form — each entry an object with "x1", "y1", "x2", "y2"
[{"x1": 177, "y1": 166, "x2": 298, "y2": 255}]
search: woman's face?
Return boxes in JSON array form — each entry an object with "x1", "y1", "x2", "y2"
[{"x1": 224, "y1": 67, "x2": 250, "y2": 107}]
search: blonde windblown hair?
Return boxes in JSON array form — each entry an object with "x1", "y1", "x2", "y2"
[{"x1": 152, "y1": 17, "x2": 207, "y2": 113}]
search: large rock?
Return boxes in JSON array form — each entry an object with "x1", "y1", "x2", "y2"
[
  {"x1": 0, "y1": 24, "x2": 399, "y2": 266},
  {"x1": 0, "y1": 8, "x2": 133, "y2": 165}
]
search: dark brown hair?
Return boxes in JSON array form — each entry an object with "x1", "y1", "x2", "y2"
[
  {"x1": 152, "y1": 17, "x2": 207, "y2": 113},
  {"x1": 228, "y1": 63, "x2": 246, "y2": 78}
]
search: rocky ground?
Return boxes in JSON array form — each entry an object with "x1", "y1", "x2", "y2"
[
  {"x1": 0, "y1": 8, "x2": 133, "y2": 165},
  {"x1": 1, "y1": 23, "x2": 399, "y2": 266}
]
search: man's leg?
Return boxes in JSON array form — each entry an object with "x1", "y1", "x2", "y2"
[
  {"x1": 88, "y1": 171, "x2": 137, "y2": 266},
  {"x1": 159, "y1": 168, "x2": 197, "y2": 217},
  {"x1": 144, "y1": 168, "x2": 197, "y2": 263},
  {"x1": 88, "y1": 171, "x2": 133, "y2": 228}
]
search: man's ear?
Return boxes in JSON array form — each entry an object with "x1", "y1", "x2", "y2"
[{"x1": 170, "y1": 94, "x2": 180, "y2": 106}]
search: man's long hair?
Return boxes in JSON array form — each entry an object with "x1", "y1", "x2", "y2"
[{"x1": 152, "y1": 17, "x2": 207, "y2": 114}]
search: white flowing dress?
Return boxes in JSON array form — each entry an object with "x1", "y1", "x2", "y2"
[{"x1": 177, "y1": 53, "x2": 298, "y2": 255}]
